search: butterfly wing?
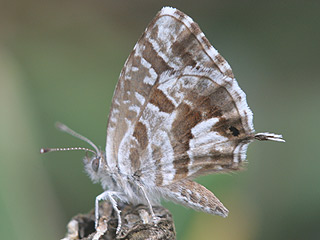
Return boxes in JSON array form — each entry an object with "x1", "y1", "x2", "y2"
[{"x1": 106, "y1": 7, "x2": 254, "y2": 187}]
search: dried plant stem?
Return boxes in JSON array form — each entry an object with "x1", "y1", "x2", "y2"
[{"x1": 63, "y1": 202, "x2": 176, "y2": 240}]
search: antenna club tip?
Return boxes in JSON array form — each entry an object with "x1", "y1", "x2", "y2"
[
  {"x1": 55, "y1": 122, "x2": 67, "y2": 131},
  {"x1": 40, "y1": 148, "x2": 48, "y2": 154}
]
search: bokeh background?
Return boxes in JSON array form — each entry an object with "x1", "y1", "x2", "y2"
[{"x1": 1, "y1": 0, "x2": 320, "y2": 239}]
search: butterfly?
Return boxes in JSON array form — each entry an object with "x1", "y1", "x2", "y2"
[{"x1": 41, "y1": 6, "x2": 284, "y2": 234}]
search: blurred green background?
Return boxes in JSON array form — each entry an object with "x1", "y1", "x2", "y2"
[{"x1": 1, "y1": 0, "x2": 320, "y2": 239}]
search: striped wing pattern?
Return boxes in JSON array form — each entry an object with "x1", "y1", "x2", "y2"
[{"x1": 106, "y1": 7, "x2": 254, "y2": 189}]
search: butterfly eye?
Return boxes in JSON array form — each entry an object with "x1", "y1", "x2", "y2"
[{"x1": 91, "y1": 158, "x2": 100, "y2": 172}]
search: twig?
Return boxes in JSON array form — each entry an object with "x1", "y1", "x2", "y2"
[{"x1": 62, "y1": 202, "x2": 176, "y2": 240}]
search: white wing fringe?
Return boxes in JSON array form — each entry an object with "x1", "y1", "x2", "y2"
[{"x1": 255, "y1": 132, "x2": 285, "y2": 142}]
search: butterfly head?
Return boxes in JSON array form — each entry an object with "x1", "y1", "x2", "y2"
[{"x1": 82, "y1": 150, "x2": 109, "y2": 183}]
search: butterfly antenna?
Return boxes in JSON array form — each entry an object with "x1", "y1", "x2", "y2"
[
  {"x1": 40, "y1": 122, "x2": 100, "y2": 155},
  {"x1": 54, "y1": 122, "x2": 100, "y2": 153},
  {"x1": 40, "y1": 147, "x2": 96, "y2": 154}
]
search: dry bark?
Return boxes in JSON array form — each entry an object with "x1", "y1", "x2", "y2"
[{"x1": 62, "y1": 202, "x2": 176, "y2": 240}]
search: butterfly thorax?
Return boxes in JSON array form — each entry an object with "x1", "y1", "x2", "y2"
[{"x1": 84, "y1": 151, "x2": 160, "y2": 205}]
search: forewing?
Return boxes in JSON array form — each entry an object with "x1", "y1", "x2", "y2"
[{"x1": 106, "y1": 7, "x2": 254, "y2": 186}]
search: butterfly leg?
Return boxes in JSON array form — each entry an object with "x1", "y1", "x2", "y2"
[
  {"x1": 95, "y1": 191, "x2": 123, "y2": 233},
  {"x1": 136, "y1": 182, "x2": 158, "y2": 222}
]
